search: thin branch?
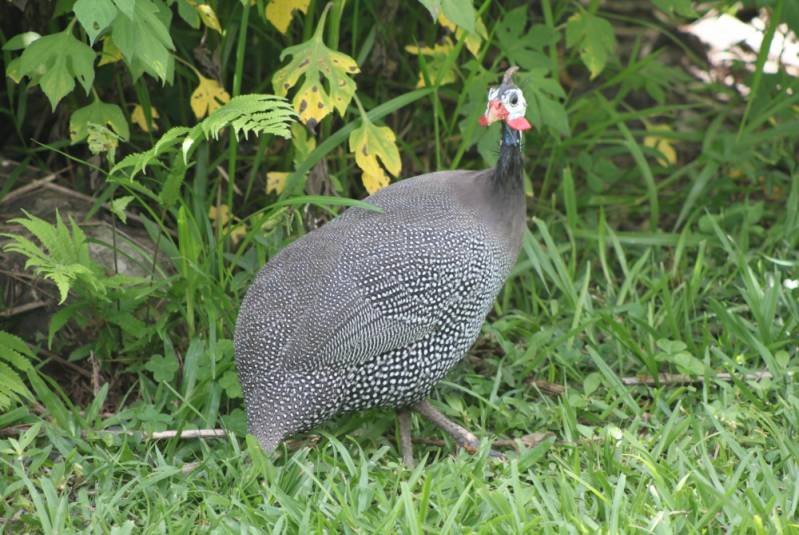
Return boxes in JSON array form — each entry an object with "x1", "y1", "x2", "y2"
[
  {"x1": 0, "y1": 173, "x2": 60, "y2": 205},
  {"x1": 526, "y1": 379, "x2": 567, "y2": 396},
  {"x1": 0, "y1": 300, "x2": 48, "y2": 317},
  {"x1": 621, "y1": 370, "x2": 773, "y2": 386},
  {"x1": 40, "y1": 348, "x2": 93, "y2": 379}
]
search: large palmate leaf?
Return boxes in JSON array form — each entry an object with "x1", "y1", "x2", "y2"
[
  {"x1": 5, "y1": 27, "x2": 95, "y2": 110},
  {"x1": 272, "y1": 5, "x2": 359, "y2": 128}
]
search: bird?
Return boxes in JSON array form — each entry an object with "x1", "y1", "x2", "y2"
[{"x1": 234, "y1": 66, "x2": 530, "y2": 465}]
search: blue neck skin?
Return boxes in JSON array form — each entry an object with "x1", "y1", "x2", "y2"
[{"x1": 502, "y1": 122, "x2": 521, "y2": 146}]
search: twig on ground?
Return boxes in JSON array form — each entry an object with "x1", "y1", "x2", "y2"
[
  {"x1": 0, "y1": 300, "x2": 48, "y2": 317},
  {"x1": 492, "y1": 432, "x2": 554, "y2": 450},
  {"x1": 621, "y1": 370, "x2": 773, "y2": 386},
  {"x1": 146, "y1": 429, "x2": 228, "y2": 439},
  {"x1": 40, "y1": 348, "x2": 94, "y2": 379},
  {"x1": 526, "y1": 370, "x2": 774, "y2": 393},
  {"x1": 89, "y1": 351, "x2": 101, "y2": 396},
  {"x1": 526, "y1": 379, "x2": 567, "y2": 396},
  {"x1": 0, "y1": 172, "x2": 60, "y2": 205}
]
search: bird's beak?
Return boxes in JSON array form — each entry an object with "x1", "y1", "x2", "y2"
[{"x1": 479, "y1": 99, "x2": 508, "y2": 127}]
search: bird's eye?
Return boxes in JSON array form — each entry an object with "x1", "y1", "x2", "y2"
[{"x1": 509, "y1": 92, "x2": 519, "y2": 106}]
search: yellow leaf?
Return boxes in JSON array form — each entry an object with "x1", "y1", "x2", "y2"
[
  {"x1": 266, "y1": 171, "x2": 289, "y2": 194},
  {"x1": 131, "y1": 104, "x2": 160, "y2": 132},
  {"x1": 98, "y1": 36, "x2": 123, "y2": 66},
  {"x1": 191, "y1": 2, "x2": 223, "y2": 34},
  {"x1": 272, "y1": 6, "x2": 359, "y2": 127},
  {"x1": 291, "y1": 80, "x2": 329, "y2": 125},
  {"x1": 191, "y1": 75, "x2": 231, "y2": 119},
  {"x1": 349, "y1": 113, "x2": 401, "y2": 194},
  {"x1": 208, "y1": 204, "x2": 230, "y2": 225},
  {"x1": 229, "y1": 223, "x2": 247, "y2": 244},
  {"x1": 265, "y1": 0, "x2": 310, "y2": 34},
  {"x1": 438, "y1": 14, "x2": 487, "y2": 57},
  {"x1": 404, "y1": 37, "x2": 457, "y2": 88},
  {"x1": 361, "y1": 172, "x2": 389, "y2": 194},
  {"x1": 643, "y1": 125, "x2": 677, "y2": 166}
]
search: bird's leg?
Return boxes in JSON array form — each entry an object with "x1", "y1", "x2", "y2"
[
  {"x1": 413, "y1": 400, "x2": 481, "y2": 453},
  {"x1": 397, "y1": 409, "x2": 415, "y2": 468}
]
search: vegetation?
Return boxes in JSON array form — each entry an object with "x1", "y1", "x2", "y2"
[{"x1": 1, "y1": 0, "x2": 797, "y2": 531}]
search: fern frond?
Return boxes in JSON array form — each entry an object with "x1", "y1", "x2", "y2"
[
  {"x1": 111, "y1": 95, "x2": 294, "y2": 181},
  {"x1": 0, "y1": 331, "x2": 35, "y2": 411},
  {"x1": 2, "y1": 210, "x2": 103, "y2": 303},
  {"x1": 199, "y1": 94, "x2": 295, "y2": 140}
]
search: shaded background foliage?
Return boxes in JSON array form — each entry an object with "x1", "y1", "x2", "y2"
[{"x1": 0, "y1": 0, "x2": 798, "y2": 532}]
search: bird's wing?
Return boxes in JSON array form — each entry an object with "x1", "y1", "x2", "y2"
[{"x1": 278, "y1": 214, "x2": 490, "y2": 371}]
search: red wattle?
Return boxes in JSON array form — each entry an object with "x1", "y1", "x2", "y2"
[
  {"x1": 478, "y1": 115, "x2": 489, "y2": 127},
  {"x1": 507, "y1": 117, "x2": 532, "y2": 131}
]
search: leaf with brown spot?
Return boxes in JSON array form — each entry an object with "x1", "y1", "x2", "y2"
[
  {"x1": 349, "y1": 107, "x2": 401, "y2": 194},
  {"x1": 272, "y1": 5, "x2": 359, "y2": 126},
  {"x1": 191, "y1": 74, "x2": 231, "y2": 119}
]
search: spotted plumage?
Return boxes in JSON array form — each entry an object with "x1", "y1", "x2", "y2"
[{"x1": 235, "y1": 68, "x2": 529, "y2": 454}]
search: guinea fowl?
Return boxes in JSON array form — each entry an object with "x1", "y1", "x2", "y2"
[{"x1": 235, "y1": 67, "x2": 530, "y2": 465}]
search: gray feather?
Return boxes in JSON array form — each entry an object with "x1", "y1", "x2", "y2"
[{"x1": 234, "y1": 169, "x2": 524, "y2": 450}]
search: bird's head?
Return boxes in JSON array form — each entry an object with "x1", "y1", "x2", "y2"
[{"x1": 479, "y1": 66, "x2": 531, "y2": 131}]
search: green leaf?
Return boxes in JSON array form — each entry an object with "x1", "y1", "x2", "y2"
[
  {"x1": 441, "y1": 0, "x2": 475, "y2": 34},
  {"x1": 516, "y1": 70, "x2": 570, "y2": 136},
  {"x1": 109, "y1": 195, "x2": 134, "y2": 223},
  {"x1": 2, "y1": 32, "x2": 41, "y2": 51},
  {"x1": 144, "y1": 354, "x2": 179, "y2": 382},
  {"x1": 111, "y1": 0, "x2": 135, "y2": 18},
  {"x1": 74, "y1": 0, "x2": 119, "y2": 44},
  {"x1": 183, "y1": 94, "x2": 295, "y2": 162},
  {"x1": 566, "y1": 11, "x2": 615, "y2": 79},
  {"x1": 651, "y1": 0, "x2": 698, "y2": 17},
  {"x1": 9, "y1": 28, "x2": 96, "y2": 109},
  {"x1": 219, "y1": 370, "x2": 242, "y2": 398},
  {"x1": 86, "y1": 123, "x2": 121, "y2": 163},
  {"x1": 111, "y1": 0, "x2": 174, "y2": 83},
  {"x1": 496, "y1": 7, "x2": 557, "y2": 71},
  {"x1": 70, "y1": 98, "x2": 130, "y2": 143}
]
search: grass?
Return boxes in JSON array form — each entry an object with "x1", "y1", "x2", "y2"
[
  {"x1": 1, "y1": 1, "x2": 799, "y2": 533},
  {"x1": 2, "y1": 182, "x2": 797, "y2": 533}
]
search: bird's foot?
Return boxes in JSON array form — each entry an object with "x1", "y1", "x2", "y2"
[
  {"x1": 413, "y1": 400, "x2": 505, "y2": 461},
  {"x1": 397, "y1": 409, "x2": 415, "y2": 468}
]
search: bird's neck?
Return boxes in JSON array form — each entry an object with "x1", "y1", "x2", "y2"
[{"x1": 491, "y1": 123, "x2": 523, "y2": 195}]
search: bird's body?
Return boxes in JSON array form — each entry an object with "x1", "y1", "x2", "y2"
[{"x1": 235, "y1": 68, "x2": 530, "y2": 456}]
